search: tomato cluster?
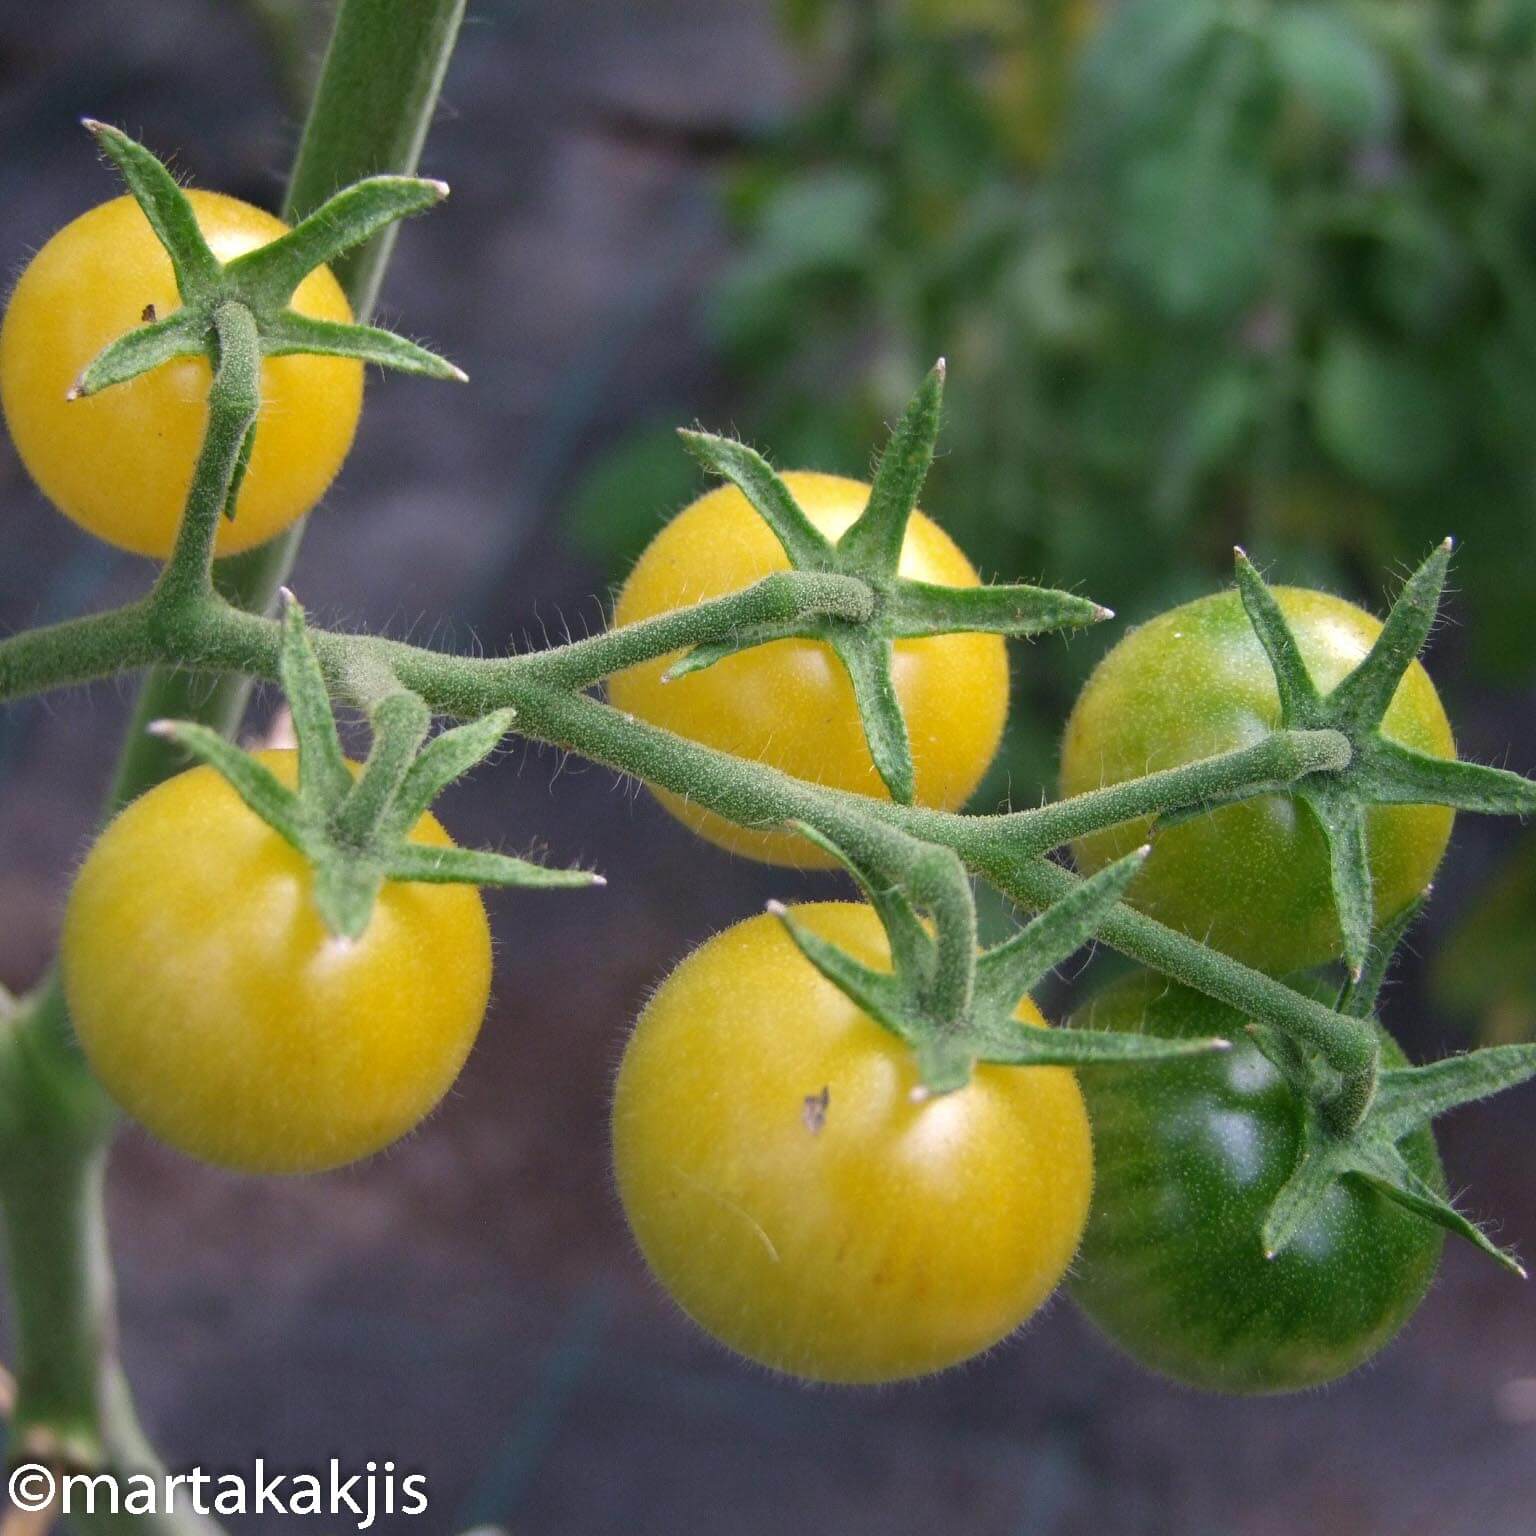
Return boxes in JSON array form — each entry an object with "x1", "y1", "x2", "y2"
[
  {"x1": 4, "y1": 184, "x2": 1478, "y2": 1398},
  {"x1": 600, "y1": 490, "x2": 1460, "y2": 1389}
]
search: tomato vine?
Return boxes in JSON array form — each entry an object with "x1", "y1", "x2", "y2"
[{"x1": 3, "y1": 0, "x2": 1536, "y2": 1505}]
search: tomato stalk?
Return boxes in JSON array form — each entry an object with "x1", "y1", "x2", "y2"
[
  {"x1": 147, "y1": 303, "x2": 262, "y2": 613},
  {"x1": 0, "y1": 599, "x2": 1469, "y2": 1080},
  {"x1": 0, "y1": 0, "x2": 469, "y2": 1508}
]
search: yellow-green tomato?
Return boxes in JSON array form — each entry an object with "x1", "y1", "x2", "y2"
[
  {"x1": 607, "y1": 472, "x2": 1010, "y2": 866},
  {"x1": 1060, "y1": 586, "x2": 1455, "y2": 974},
  {"x1": 61, "y1": 750, "x2": 490, "y2": 1174},
  {"x1": 0, "y1": 191, "x2": 363, "y2": 559},
  {"x1": 611, "y1": 902, "x2": 1093, "y2": 1384}
]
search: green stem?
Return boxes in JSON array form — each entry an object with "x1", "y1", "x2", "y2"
[
  {"x1": 0, "y1": 586, "x2": 1365, "y2": 1079},
  {"x1": 0, "y1": 997, "x2": 117, "y2": 1465},
  {"x1": 0, "y1": 0, "x2": 470, "y2": 1501},
  {"x1": 485, "y1": 682, "x2": 1381, "y2": 1081},
  {"x1": 149, "y1": 304, "x2": 262, "y2": 614},
  {"x1": 990, "y1": 728, "x2": 1353, "y2": 853}
]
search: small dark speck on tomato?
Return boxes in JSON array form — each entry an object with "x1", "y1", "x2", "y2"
[
  {"x1": 141, "y1": 303, "x2": 157, "y2": 322},
  {"x1": 802, "y1": 1086, "x2": 830, "y2": 1134}
]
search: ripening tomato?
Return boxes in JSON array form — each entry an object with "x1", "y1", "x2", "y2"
[
  {"x1": 61, "y1": 750, "x2": 490, "y2": 1174},
  {"x1": 611, "y1": 902, "x2": 1093, "y2": 1383},
  {"x1": 0, "y1": 191, "x2": 363, "y2": 559},
  {"x1": 1060, "y1": 586, "x2": 1455, "y2": 974},
  {"x1": 607, "y1": 472, "x2": 1009, "y2": 866},
  {"x1": 1069, "y1": 973, "x2": 1444, "y2": 1394}
]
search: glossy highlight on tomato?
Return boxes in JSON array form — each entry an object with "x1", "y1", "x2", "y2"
[
  {"x1": 1, "y1": 191, "x2": 364, "y2": 559},
  {"x1": 1060, "y1": 585, "x2": 1455, "y2": 974},
  {"x1": 611, "y1": 901, "x2": 1093, "y2": 1384},
  {"x1": 61, "y1": 750, "x2": 491, "y2": 1174},
  {"x1": 1069, "y1": 973, "x2": 1444, "y2": 1394},
  {"x1": 606, "y1": 471, "x2": 1009, "y2": 866}
]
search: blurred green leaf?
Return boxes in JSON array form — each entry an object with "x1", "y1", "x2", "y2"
[
  {"x1": 1268, "y1": 5, "x2": 1397, "y2": 141},
  {"x1": 1312, "y1": 332, "x2": 1460, "y2": 491},
  {"x1": 1072, "y1": 0, "x2": 1226, "y2": 152},
  {"x1": 755, "y1": 169, "x2": 883, "y2": 269},
  {"x1": 1113, "y1": 140, "x2": 1274, "y2": 317}
]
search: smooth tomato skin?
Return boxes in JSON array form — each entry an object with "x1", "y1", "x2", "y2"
[
  {"x1": 61, "y1": 750, "x2": 490, "y2": 1174},
  {"x1": 1069, "y1": 973, "x2": 1444, "y2": 1394},
  {"x1": 1060, "y1": 586, "x2": 1455, "y2": 974},
  {"x1": 607, "y1": 472, "x2": 1009, "y2": 867},
  {"x1": 1, "y1": 191, "x2": 363, "y2": 559},
  {"x1": 611, "y1": 902, "x2": 1093, "y2": 1384}
]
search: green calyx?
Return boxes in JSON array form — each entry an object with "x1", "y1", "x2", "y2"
[
  {"x1": 70, "y1": 121, "x2": 464, "y2": 455},
  {"x1": 151, "y1": 592, "x2": 602, "y2": 939},
  {"x1": 769, "y1": 817, "x2": 1228, "y2": 1094},
  {"x1": 1251, "y1": 902, "x2": 1536, "y2": 1276},
  {"x1": 1233, "y1": 540, "x2": 1536, "y2": 980},
  {"x1": 673, "y1": 361, "x2": 1112, "y2": 804}
]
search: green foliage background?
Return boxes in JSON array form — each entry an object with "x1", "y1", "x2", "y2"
[{"x1": 565, "y1": 0, "x2": 1536, "y2": 1035}]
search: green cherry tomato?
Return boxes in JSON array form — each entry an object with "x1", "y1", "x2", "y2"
[
  {"x1": 61, "y1": 750, "x2": 491, "y2": 1174},
  {"x1": 1060, "y1": 586, "x2": 1455, "y2": 974},
  {"x1": 1069, "y1": 973, "x2": 1444, "y2": 1395},
  {"x1": 611, "y1": 902, "x2": 1094, "y2": 1384},
  {"x1": 0, "y1": 191, "x2": 363, "y2": 559}
]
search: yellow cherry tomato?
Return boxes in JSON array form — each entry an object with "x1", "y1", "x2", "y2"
[
  {"x1": 606, "y1": 472, "x2": 1009, "y2": 866},
  {"x1": 0, "y1": 191, "x2": 363, "y2": 559},
  {"x1": 61, "y1": 750, "x2": 490, "y2": 1174},
  {"x1": 611, "y1": 902, "x2": 1094, "y2": 1384}
]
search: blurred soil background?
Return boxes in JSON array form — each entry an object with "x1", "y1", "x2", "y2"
[{"x1": 2, "y1": 2, "x2": 1535, "y2": 1532}]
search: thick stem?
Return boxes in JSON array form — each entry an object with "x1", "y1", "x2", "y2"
[
  {"x1": 149, "y1": 304, "x2": 262, "y2": 615},
  {"x1": 979, "y1": 854, "x2": 1380, "y2": 1082},
  {"x1": 0, "y1": 0, "x2": 470, "y2": 1502},
  {"x1": 487, "y1": 682, "x2": 1382, "y2": 1080},
  {"x1": 997, "y1": 729, "x2": 1353, "y2": 852},
  {"x1": 0, "y1": 1001, "x2": 117, "y2": 1464}
]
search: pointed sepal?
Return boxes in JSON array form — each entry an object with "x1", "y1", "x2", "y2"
[
  {"x1": 85, "y1": 120, "x2": 221, "y2": 298},
  {"x1": 1233, "y1": 547, "x2": 1321, "y2": 720},
  {"x1": 974, "y1": 1020, "x2": 1229, "y2": 1070},
  {"x1": 225, "y1": 176, "x2": 449, "y2": 309},
  {"x1": 831, "y1": 633, "x2": 914, "y2": 804},
  {"x1": 68, "y1": 311, "x2": 206, "y2": 399},
  {"x1": 144, "y1": 718, "x2": 308, "y2": 849},
  {"x1": 310, "y1": 859, "x2": 386, "y2": 942},
  {"x1": 1328, "y1": 540, "x2": 1451, "y2": 733},
  {"x1": 1338, "y1": 894, "x2": 1428, "y2": 1019},
  {"x1": 277, "y1": 591, "x2": 352, "y2": 811},
  {"x1": 385, "y1": 844, "x2": 605, "y2": 891},
  {"x1": 261, "y1": 312, "x2": 467, "y2": 381},
  {"x1": 1261, "y1": 1121, "x2": 1338, "y2": 1260},
  {"x1": 1299, "y1": 782, "x2": 1374, "y2": 979},
  {"x1": 783, "y1": 821, "x2": 932, "y2": 981},
  {"x1": 836, "y1": 360, "x2": 945, "y2": 577},
  {"x1": 885, "y1": 579, "x2": 1110, "y2": 638},
  {"x1": 676, "y1": 431, "x2": 832, "y2": 568},
  {"x1": 334, "y1": 691, "x2": 433, "y2": 846},
  {"x1": 1355, "y1": 738, "x2": 1536, "y2": 815},
  {"x1": 385, "y1": 708, "x2": 519, "y2": 838},
  {"x1": 767, "y1": 899, "x2": 917, "y2": 1045},
  {"x1": 973, "y1": 848, "x2": 1150, "y2": 1019},
  {"x1": 1350, "y1": 1143, "x2": 1525, "y2": 1278},
  {"x1": 1371, "y1": 1045, "x2": 1536, "y2": 1143}
]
